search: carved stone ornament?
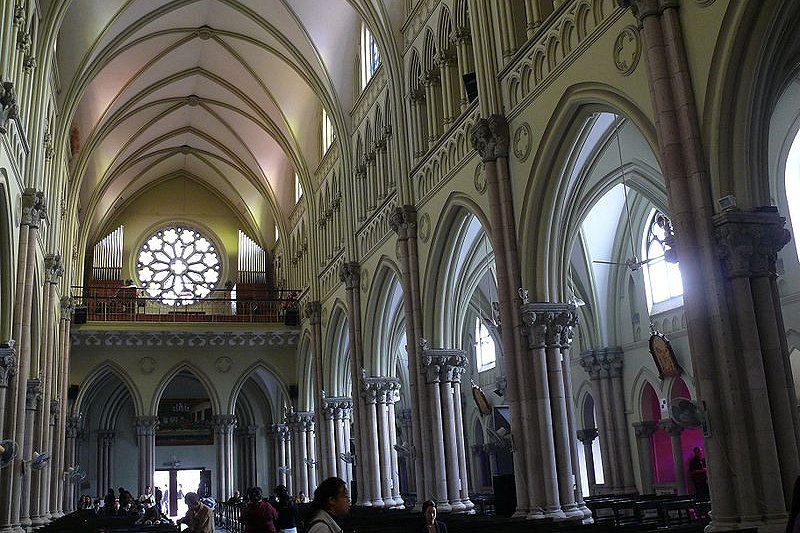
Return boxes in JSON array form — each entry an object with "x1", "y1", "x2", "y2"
[
  {"x1": 470, "y1": 115, "x2": 509, "y2": 162},
  {"x1": 419, "y1": 348, "x2": 468, "y2": 384},
  {"x1": 520, "y1": 302, "x2": 579, "y2": 350},
  {"x1": 66, "y1": 415, "x2": 83, "y2": 438},
  {"x1": 576, "y1": 427, "x2": 599, "y2": 444},
  {"x1": 138, "y1": 356, "x2": 157, "y2": 374},
  {"x1": 360, "y1": 267, "x2": 370, "y2": 292},
  {"x1": 613, "y1": 25, "x2": 641, "y2": 76},
  {"x1": 134, "y1": 416, "x2": 160, "y2": 436},
  {"x1": 304, "y1": 301, "x2": 322, "y2": 325},
  {"x1": 71, "y1": 329, "x2": 299, "y2": 347},
  {"x1": 0, "y1": 81, "x2": 19, "y2": 135},
  {"x1": 21, "y1": 188, "x2": 47, "y2": 228},
  {"x1": 361, "y1": 376, "x2": 401, "y2": 404},
  {"x1": 45, "y1": 253, "x2": 63, "y2": 284},
  {"x1": 214, "y1": 356, "x2": 232, "y2": 373},
  {"x1": 513, "y1": 122, "x2": 533, "y2": 162},
  {"x1": 50, "y1": 399, "x2": 59, "y2": 425},
  {"x1": 474, "y1": 163, "x2": 487, "y2": 194},
  {"x1": 617, "y1": 0, "x2": 664, "y2": 25},
  {"x1": 212, "y1": 414, "x2": 238, "y2": 434},
  {"x1": 633, "y1": 420, "x2": 658, "y2": 438},
  {"x1": 339, "y1": 262, "x2": 361, "y2": 290},
  {"x1": 0, "y1": 340, "x2": 17, "y2": 388},
  {"x1": 61, "y1": 296, "x2": 75, "y2": 316},
  {"x1": 389, "y1": 205, "x2": 417, "y2": 239},
  {"x1": 418, "y1": 212, "x2": 431, "y2": 243},
  {"x1": 713, "y1": 207, "x2": 792, "y2": 278},
  {"x1": 26, "y1": 378, "x2": 42, "y2": 410}
]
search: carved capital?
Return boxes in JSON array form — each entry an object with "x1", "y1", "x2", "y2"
[
  {"x1": 579, "y1": 350, "x2": 601, "y2": 379},
  {"x1": 713, "y1": 207, "x2": 791, "y2": 278},
  {"x1": 60, "y1": 296, "x2": 74, "y2": 316},
  {"x1": 0, "y1": 340, "x2": 17, "y2": 388},
  {"x1": 576, "y1": 427, "x2": 599, "y2": 445},
  {"x1": 470, "y1": 115, "x2": 509, "y2": 162},
  {"x1": 45, "y1": 253, "x2": 63, "y2": 284},
  {"x1": 659, "y1": 418, "x2": 683, "y2": 437},
  {"x1": 98, "y1": 431, "x2": 115, "y2": 444},
  {"x1": 617, "y1": 0, "x2": 663, "y2": 24},
  {"x1": 361, "y1": 376, "x2": 400, "y2": 404},
  {"x1": 304, "y1": 301, "x2": 321, "y2": 325},
  {"x1": 26, "y1": 378, "x2": 42, "y2": 410},
  {"x1": 50, "y1": 399, "x2": 59, "y2": 426},
  {"x1": 419, "y1": 348, "x2": 468, "y2": 384},
  {"x1": 601, "y1": 347, "x2": 625, "y2": 378},
  {"x1": 339, "y1": 262, "x2": 361, "y2": 290},
  {"x1": 0, "y1": 82, "x2": 19, "y2": 134},
  {"x1": 212, "y1": 414, "x2": 237, "y2": 434},
  {"x1": 287, "y1": 411, "x2": 314, "y2": 433},
  {"x1": 21, "y1": 188, "x2": 47, "y2": 228},
  {"x1": 66, "y1": 415, "x2": 83, "y2": 438},
  {"x1": 389, "y1": 205, "x2": 417, "y2": 239},
  {"x1": 633, "y1": 420, "x2": 658, "y2": 438},
  {"x1": 271, "y1": 423, "x2": 290, "y2": 442},
  {"x1": 520, "y1": 302, "x2": 578, "y2": 350},
  {"x1": 134, "y1": 415, "x2": 160, "y2": 436}
]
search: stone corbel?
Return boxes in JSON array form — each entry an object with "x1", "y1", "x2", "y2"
[
  {"x1": 713, "y1": 206, "x2": 791, "y2": 279},
  {"x1": 0, "y1": 340, "x2": 17, "y2": 388},
  {"x1": 0, "y1": 82, "x2": 19, "y2": 135},
  {"x1": 470, "y1": 115, "x2": 509, "y2": 162},
  {"x1": 26, "y1": 378, "x2": 42, "y2": 411},
  {"x1": 339, "y1": 262, "x2": 361, "y2": 290}
]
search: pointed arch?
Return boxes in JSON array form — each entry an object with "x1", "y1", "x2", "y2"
[
  {"x1": 0, "y1": 174, "x2": 12, "y2": 339},
  {"x1": 150, "y1": 361, "x2": 221, "y2": 416},
  {"x1": 296, "y1": 329, "x2": 314, "y2": 410},
  {"x1": 362, "y1": 255, "x2": 404, "y2": 375},
  {"x1": 324, "y1": 300, "x2": 351, "y2": 397},
  {"x1": 74, "y1": 360, "x2": 144, "y2": 417},
  {"x1": 228, "y1": 360, "x2": 291, "y2": 417}
]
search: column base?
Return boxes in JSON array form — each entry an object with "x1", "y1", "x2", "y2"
[
  {"x1": 544, "y1": 507, "x2": 567, "y2": 520},
  {"x1": 449, "y1": 500, "x2": 466, "y2": 513},
  {"x1": 525, "y1": 509, "x2": 546, "y2": 520},
  {"x1": 562, "y1": 504, "x2": 584, "y2": 519},
  {"x1": 369, "y1": 499, "x2": 385, "y2": 508},
  {"x1": 577, "y1": 503, "x2": 593, "y2": 519},
  {"x1": 436, "y1": 502, "x2": 452, "y2": 513}
]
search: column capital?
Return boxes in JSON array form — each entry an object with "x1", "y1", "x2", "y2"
[
  {"x1": 271, "y1": 423, "x2": 290, "y2": 441},
  {"x1": 470, "y1": 115, "x2": 509, "y2": 162},
  {"x1": 134, "y1": 416, "x2": 159, "y2": 436},
  {"x1": 237, "y1": 425, "x2": 258, "y2": 437},
  {"x1": 520, "y1": 302, "x2": 578, "y2": 350},
  {"x1": 26, "y1": 378, "x2": 42, "y2": 410},
  {"x1": 419, "y1": 348, "x2": 468, "y2": 384},
  {"x1": 212, "y1": 414, "x2": 237, "y2": 435},
  {"x1": 713, "y1": 206, "x2": 791, "y2": 278},
  {"x1": 60, "y1": 296, "x2": 74, "y2": 316},
  {"x1": 0, "y1": 340, "x2": 17, "y2": 388},
  {"x1": 576, "y1": 427, "x2": 599, "y2": 444},
  {"x1": 323, "y1": 396, "x2": 353, "y2": 420},
  {"x1": 659, "y1": 418, "x2": 683, "y2": 437},
  {"x1": 66, "y1": 415, "x2": 83, "y2": 438},
  {"x1": 339, "y1": 262, "x2": 361, "y2": 290},
  {"x1": 304, "y1": 300, "x2": 321, "y2": 324},
  {"x1": 600, "y1": 347, "x2": 625, "y2": 378},
  {"x1": 287, "y1": 411, "x2": 314, "y2": 432},
  {"x1": 633, "y1": 420, "x2": 658, "y2": 438},
  {"x1": 50, "y1": 399, "x2": 59, "y2": 426},
  {"x1": 97, "y1": 430, "x2": 115, "y2": 443},
  {"x1": 0, "y1": 81, "x2": 19, "y2": 134},
  {"x1": 579, "y1": 350, "x2": 601, "y2": 379},
  {"x1": 450, "y1": 27, "x2": 472, "y2": 45},
  {"x1": 389, "y1": 205, "x2": 417, "y2": 240},
  {"x1": 21, "y1": 188, "x2": 47, "y2": 228},
  {"x1": 617, "y1": 0, "x2": 673, "y2": 25},
  {"x1": 45, "y1": 253, "x2": 63, "y2": 284},
  {"x1": 396, "y1": 407, "x2": 412, "y2": 428},
  {"x1": 361, "y1": 375, "x2": 401, "y2": 404}
]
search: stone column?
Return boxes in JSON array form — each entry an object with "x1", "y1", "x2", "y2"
[
  {"x1": 287, "y1": 410, "x2": 312, "y2": 498},
  {"x1": 387, "y1": 399, "x2": 401, "y2": 504},
  {"x1": 272, "y1": 424, "x2": 290, "y2": 490},
  {"x1": 305, "y1": 301, "x2": 328, "y2": 479},
  {"x1": 213, "y1": 415, "x2": 236, "y2": 501},
  {"x1": 96, "y1": 431, "x2": 114, "y2": 498},
  {"x1": 419, "y1": 347, "x2": 472, "y2": 512},
  {"x1": 660, "y1": 420, "x2": 686, "y2": 495},
  {"x1": 325, "y1": 397, "x2": 353, "y2": 484},
  {"x1": 51, "y1": 299, "x2": 73, "y2": 518},
  {"x1": 359, "y1": 378, "x2": 382, "y2": 507},
  {"x1": 303, "y1": 415, "x2": 317, "y2": 493},
  {"x1": 322, "y1": 400, "x2": 337, "y2": 479},
  {"x1": 579, "y1": 350, "x2": 617, "y2": 493},
  {"x1": 134, "y1": 416, "x2": 158, "y2": 496},
  {"x1": 20, "y1": 378, "x2": 42, "y2": 529},
  {"x1": 389, "y1": 208, "x2": 429, "y2": 509},
  {"x1": 63, "y1": 416, "x2": 82, "y2": 514},
  {"x1": 363, "y1": 377, "x2": 400, "y2": 508},
  {"x1": 576, "y1": 429, "x2": 599, "y2": 492},
  {"x1": 0, "y1": 341, "x2": 16, "y2": 442},
  {"x1": 451, "y1": 27, "x2": 474, "y2": 111},
  {"x1": 237, "y1": 425, "x2": 257, "y2": 491},
  {"x1": 633, "y1": 421, "x2": 657, "y2": 495},
  {"x1": 605, "y1": 349, "x2": 636, "y2": 493}
]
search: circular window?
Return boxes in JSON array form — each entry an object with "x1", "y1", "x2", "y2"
[{"x1": 136, "y1": 226, "x2": 221, "y2": 305}]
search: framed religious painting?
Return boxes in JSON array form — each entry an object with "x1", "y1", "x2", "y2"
[{"x1": 649, "y1": 329, "x2": 683, "y2": 379}]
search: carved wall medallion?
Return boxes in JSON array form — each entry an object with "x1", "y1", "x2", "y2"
[
  {"x1": 613, "y1": 26, "x2": 641, "y2": 76},
  {"x1": 215, "y1": 356, "x2": 232, "y2": 373},
  {"x1": 474, "y1": 163, "x2": 486, "y2": 195},
  {"x1": 139, "y1": 356, "x2": 157, "y2": 374},
  {"x1": 418, "y1": 212, "x2": 431, "y2": 243},
  {"x1": 395, "y1": 240, "x2": 403, "y2": 259},
  {"x1": 360, "y1": 267, "x2": 370, "y2": 292},
  {"x1": 513, "y1": 122, "x2": 532, "y2": 162}
]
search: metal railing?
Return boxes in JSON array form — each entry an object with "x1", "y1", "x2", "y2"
[
  {"x1": 215, "y1": 502, "x2": 244, "y2": 532},
  {"x1": 70, "y1": 287, "x2": 302, "y2": 325}
]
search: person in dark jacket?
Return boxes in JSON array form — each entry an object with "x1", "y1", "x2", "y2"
[
  {"x1": 240, "y1": 486, "x2": 279, "y2": 533},
  {"x1": 274, "y1": 485, "x2": 299, "y2": 533},
  {"x1": 419, "y1": 500, "x2": 447, "y2": 533}
]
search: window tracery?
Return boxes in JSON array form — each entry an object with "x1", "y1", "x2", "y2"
[{"x1": 643, "y1": 210, "x2": 682, "y2": 308}]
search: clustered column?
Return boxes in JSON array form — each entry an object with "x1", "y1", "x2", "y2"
[
  {"x1": 271, "y1": 424, "x2": 291, "y2": 491},
  {"x1": 20, "y1": 378, "x2": 42, "y2": 529},
  {"x1": 63, "y1": 415, "x2": 82, "y2": 513},
  {"x1": 633, "y1": 422, "x2": 657, "y2": 495},
  {"x1": 0, "y1": 341, "x2": 16, "y2": 438},
  {"x1": 96, "y1": 431, "x2": 115, "y2": 498},
  {"x1": 51, "y1": 297, "x2": 74, "y2": 518},
  {"x1": 322, "y1": 397, "x2": 353, "y2": 487},
  {"x1": 659, "y1": 420, "x2": 686, "y2": 495},
  {"x1": 360, "y1": 376, "x2": 401, "y2": 508},
  {"x1": 519, "y1": 302, "x2": 591, "y2": 521},
  {"x1": 576, "y1": 429, "x2": 599, "y2": 492},
  {"x1": 236, "y1": 425, "x2": 257, "y2": 492},
  {"x1": 0, "y1": 189, "x2": 46, "y2": 533},
  {"x1": 213, "y1": 414, "x2": 237, "y2": 501},
  {"x1": 287, "y1": 410, "x2": 315, "y2": 498},
  {"x1": 418, "y1": 347, "x2": 473, "y2": 512},
  {"x1": 579, "y1": 348, "x2": 636, "y2": 494},
  {"x1": 305, "y1": 301, "x2": 329, "y2": 479},
  {"x1": 134, "y1": 416, "x2": 158, "y2": 496}
]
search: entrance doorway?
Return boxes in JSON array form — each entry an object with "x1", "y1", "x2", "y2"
[{"x1": 154, "y1": 468, "x2": 205, "y2": 518}]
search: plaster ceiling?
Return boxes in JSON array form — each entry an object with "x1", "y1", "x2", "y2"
[{"x1": 55, "y1": 0, "x2": 381, "y2": 244}]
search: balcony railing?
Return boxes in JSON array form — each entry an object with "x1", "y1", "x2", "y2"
[{"x1": 70, "y1": 287, "x2": 301, "y2": 325}]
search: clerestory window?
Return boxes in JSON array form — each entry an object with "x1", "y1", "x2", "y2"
[
  {"x1": 642, "y1": 210, "x2": 682, "y2": 309},
  {"x1": 360, "y1": 24, "x2": 380, "y2": 89}
]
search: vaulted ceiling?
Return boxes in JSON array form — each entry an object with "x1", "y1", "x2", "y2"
[{"x1": 53, "y1": 0, "x2": 399, "y2": 246}]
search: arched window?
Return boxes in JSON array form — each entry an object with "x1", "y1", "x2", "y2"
[
  {"x1": 475, "y1": 317, "x2": 496, "y2": 371},
  {"x1": 786, "y1": 127, "x2": 800, "y2": 258},
  {"x1": 360, "y1": 24, "x2": 380, "y2": 89},
  {"x1": 294, "y1": 172, "x2": 303, "y2": 204},
  {"x1": 642, "y1": 210, "x2": 682, "y2": 309},
  {"x1": 322, "y1": 108, "x2": 335, "y2": 155},
  {"x1": 137, "y1": 225, "x2": 221, "y2": 305}
]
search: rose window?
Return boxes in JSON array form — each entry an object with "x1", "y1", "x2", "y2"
[{"x1": 136, "y1": 226, "x2": 221, "y2": 305}]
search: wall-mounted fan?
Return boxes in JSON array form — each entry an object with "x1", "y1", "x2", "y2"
[
  {"x1": 393, "y1": 442, "x2": 413, "y2": 458},
  {"x1": 670, "y1": 398, "x2": 710, "y2": 437},
  {"x1": 66, "y1": 465, "x2": 86, "y2": 483},
  {"x1": 278, "y1": 465, "x2": 291, "y2": 475},
  {"x1": 0, "y1": 440, "x2": 17, "y2": 469},
  {"x1": 30, "y1": 451, "x2": 50, "y2": 471},
  {"x1": 339, "y1": 452, "x2": 356, "y2": 465},
  {"x1": 304, "y1": 458, "x2": 316, "y2": 467},
  {"x1": 486, "y1": 426, "x2": 511, "y2": 450}
]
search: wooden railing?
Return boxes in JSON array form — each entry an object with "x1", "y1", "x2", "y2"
[{"x1": 214, "y1": 502, "x2": 244, "y2": 532}]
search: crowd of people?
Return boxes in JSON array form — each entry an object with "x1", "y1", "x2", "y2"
[{"x1": 76, "y1": 485, "x2": 172, "y2": 526}]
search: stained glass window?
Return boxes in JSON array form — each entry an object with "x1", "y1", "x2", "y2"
[
  {"x1": 643, "y1": 210, "x2": 682, "y2": 308},
  {"x1": 136, "y1": 226, "x2": 220, "y2": 305}
]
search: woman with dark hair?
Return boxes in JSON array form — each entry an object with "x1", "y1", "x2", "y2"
[
  {"x1": 787, "y1": 476, "x2": 800, "y2": 533},
  {"x1": 306, "y1": 477, "x2": 349, "y2": 533},
  {"x1": 240, "y1": 487, "x2": 279, "y2": 533},
  {"x1": 419, "y1": 500, "x2": 447, "y2": 533},
  {"x1": 274, "y1": 485, "x2": 300, "y2": 533}
]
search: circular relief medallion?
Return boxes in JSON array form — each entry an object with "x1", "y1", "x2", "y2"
[
  {"x1": 215, "y1": 356, "x2": 232, "y2": 373},
  {"x1": 474, "y1": 163, "x2": 487, "y2": 195},
  {"x1": 360, "y1": 268, "x2": 370, "y2": 292},
  {"x1": 513, "y1": 122, "x2": 532, "y2": 162},
  {"x1": 139, "y1": 356, "x2": 157, "y2": 374},
  {"x1": 613, "y1": 25, "x2": 641, "y2": 76},
  {"x1": 395, "y1": 240, "x2": 403, "y2": 259},
  {"x1": 418, "y1": 212, "x2": 431, "y2": 243}
]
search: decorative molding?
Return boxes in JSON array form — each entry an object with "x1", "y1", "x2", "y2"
[
  {"x1": 713, "y1": 207, "x2": 791, "y2": 279},
  {"x1": 418, "y1": 212, "x2": 431, "y2": 243},
  {"x1": 0, "y1": 340, "x2": 17, "y2": 388},
  {"x1": 138, "y1": 356, "x2": 157, "y2": 374},
  {"x1": 473, "y1": 163, "x2": 486, "y2": 194},
  {"x1": 402, "y1": 0, "x2": 443, "y2": 51},
  {"x1": 71, "y1": 329, "x2": 299, "y2": 347},
  {"x1": 26, "y1": 378, "x2": 42, "y2": 411},
  {"x1": 613, "y1": 25, "x2": 641, "y2": 76},
  {"x1": 471, "y1": 115, "x2": 510, "y2": 162},
  {"x1": 513, "y1": 122, "x2": 533, "y2": 161},
  {"x1": 351, "y1": 66, "x2": 388, "y2": 126},
  {"x1": 419, "y1": 348, "x2": 468, "y2": 384},
  {"x1": 214, "y1": 356, "x2": 232, "y2": 373},
  {"x1": 356, "y1": 191, "x2": 398, "y2": 258}
]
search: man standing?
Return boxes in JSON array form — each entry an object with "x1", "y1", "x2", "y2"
[
  {"x1": 176, "y1": 492, "x2": 214, "y2": 533},
  {"x1": 688, "y1": 447, "x2": 709, "y2": 501}
]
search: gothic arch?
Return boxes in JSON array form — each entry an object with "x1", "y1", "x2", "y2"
[
  {"x1": 362, "y1": 257, "x2": 404, "y2": 376},
  {"x1": 73, "y1": 361, "x2": 144, "y2": 417},
  {"x1": 0, "y1": 174, "x2": 12, "y2": 339},
  {"x1": 518, "y1": 84, "x2": 659, "y2": 301},
  {"x1": 150, "y1": 361, "x2": 221, "y2": 416},
  {"x1": 297, "y1": 330, "x2": 314, "y2": 410},
  {"x1": 631, "y1": 368, "x2": 662, "y2": 423},
  {"x1": 324, "y1": 301, "x2": 351, "y2": 397},
  {"x1": 228, "y1": 361, "x2": 291, "y2": 418}
]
